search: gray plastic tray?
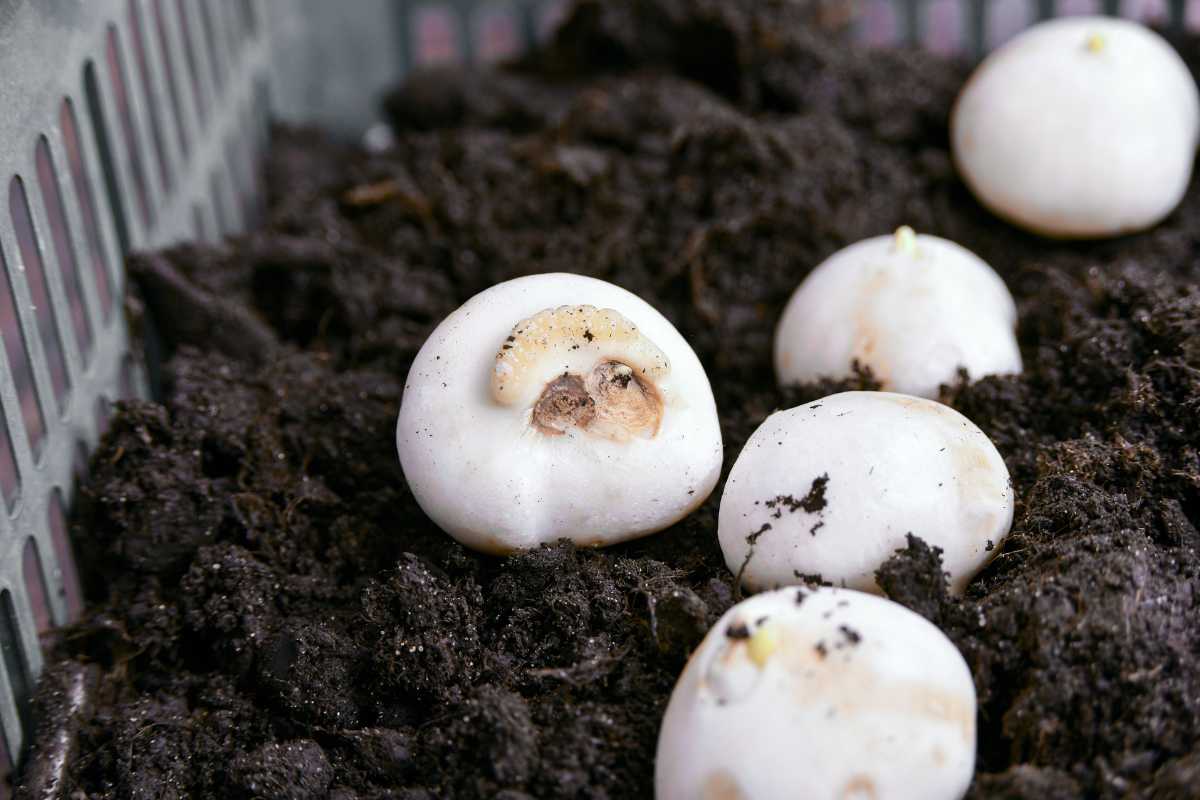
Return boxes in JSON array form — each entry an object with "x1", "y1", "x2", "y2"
[{"x1": 0, "y1": 0, "x2": 1192, "y2": 791}]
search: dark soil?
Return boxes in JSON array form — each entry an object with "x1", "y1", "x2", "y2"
[{"x1": 18, "y1": 1, "x2": 1200, "y2": 797}]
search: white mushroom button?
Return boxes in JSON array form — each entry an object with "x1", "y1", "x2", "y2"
[
  {"x1": 396, "y1": 272, "x2": 723, "y2": 553},
  {"x1": 718, "y1": 391, "x2": 1012, "y2": 594},
  {"x1": 656, "y1": 586, "x2": 977, "y2": 800},
  {"x1": 952, "y1": 16, "x2": 1200, "y2": 238},
  {"x1": 774, "y1": 227, "x2": 1021, "y2": 399}
]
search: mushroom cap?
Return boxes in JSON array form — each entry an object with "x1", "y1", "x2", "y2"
[
  {"x1": 952, "y1": 16, "x2": 1200, "y2": 238},
  {"x1": 718, "y1": 391, "x2": 1013, "y2": 594},
  {"x1": 396, "y1": 272, "x2": 723, "y2": 553},
  {"x1": 774, "y1": 231, "x2": 1020, "y2": 399},
  {"x1": 655, "y1": 586, "x2": 977, "y2": 800}
]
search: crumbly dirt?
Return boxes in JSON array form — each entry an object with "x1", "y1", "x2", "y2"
[{"x1": 17, "y1": 1, "x2": 1200, "y2": 797}]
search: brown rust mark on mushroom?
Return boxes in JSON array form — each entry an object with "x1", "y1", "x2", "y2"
[
  {"x1": 813, "y1": 675, "x2": 973, "y2": 743},
  {"x1": 840, "y1": 775, "x2": 878, "y2": 799},
  {"x1": 533, "y1": 373, "x2": 597, "y2": 435},
  {"x1": 701, "y1": 770, "x2": 747, "y2": 800},
  {"x1": 531, "y1": 360, "x2": 663, "y2": 441},
  {"x1": 848, "y1": 265, "x2": 896, "y2": 385},
  {"x1": 950, "y1": 439, "x2": 1008, "y2": 518},
  {"x1": 872, "y1": 394, "x2": 1011, "y2": 555},
  {"x1": 847, "y1": 235, "x2": 944, "y2": 388},
  {"x1": 479, "y1": 536, "x2": 519, "y2": 556},
  {"x1": 931, "y1": 404, "x2": 1012, "y2": 565},
  {"x1": 586, "y1": 360, "x2": 663, "y2": 440},
  {"x1": 772, "y1": 638, "x2": 975, "y2": 743},
  {"x1": 870, "y1": 392, "x2": 926, "y2": 412}
]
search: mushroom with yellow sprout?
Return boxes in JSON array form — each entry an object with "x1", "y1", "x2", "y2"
[
  {"x1": 952, "y1": 16, "x2": 1200, "y2": 238},
  {"x1": 656, "y1": 586, "x2": 977, "y2": 800},
  {"x1": 775, "y1": 227, "x2": 1021, "y2": 399}
]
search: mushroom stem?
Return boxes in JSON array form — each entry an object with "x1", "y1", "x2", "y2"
[
  {"x1": 892, "y1": 225, "x2": 917, "y2": 256},
  {"x1": 747, "y1": 623, "x2": 780, "y2": 667}
]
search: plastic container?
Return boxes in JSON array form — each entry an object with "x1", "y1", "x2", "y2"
[{"x1": 0, "y1": 0, "x2": 1193, "y2": 792}]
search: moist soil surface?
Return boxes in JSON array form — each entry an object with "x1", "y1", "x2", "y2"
[{"x1": 18, "y1": 1, "x2": 1200, "y2": 797}]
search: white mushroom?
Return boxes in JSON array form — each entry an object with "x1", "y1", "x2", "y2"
[
  {"x1": 656, "y1": 586, "x2": 977, "y2": 800},
  {"x1": 952, "y1": 16, "x2": 1200, "y2": 238},
  {"x1": 774, "y1": 227, "x2": 1021, "y2": 399},
  {"x1": 718, "y1": 391, "x2": 1012, "y2": 594},
  {"x1": 396, "y1": 272, "x2": 723, "y2": 553}
]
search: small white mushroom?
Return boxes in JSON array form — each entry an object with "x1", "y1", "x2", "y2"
[
  {"x1": 952, "y1": 16, "x2": 1200, "y2": 238},
  {"x1": 656, "y1": 586, "x2": 977, "y2": 800},
  {"x1": 718, "y1": 391, "x2": 1012, "y2": 594},
  {"x1": 396, "y1": 272, "x2": 723, "y2": 553},
  {"x1": 775, "y1": 227, "x2": 1021, "y2": 399}
]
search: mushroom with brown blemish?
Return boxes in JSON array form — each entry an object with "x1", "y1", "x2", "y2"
[
  {"x1": 396, "y1": 273, "x2": 723, "y2": 553},
  {"x1": 656, "y1": 586, "x2": 977, "y2": 800}
]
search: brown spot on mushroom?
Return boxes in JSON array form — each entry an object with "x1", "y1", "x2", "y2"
[
  {"x1": 859, "y1": 335, "x2": 878, "y2": 358},
  {"x1": 870, "y1": 395, "x2": 1011, "y2": 587},
  {"x1": 840, "y1": 775, "x2": 877, "y2": 799},
  {"x1": 702, "y1": 770, "x2": 746, "y2": 800},
  {"x1": 788, "y1": 653, "x2": 976, "y2": 744},
  {"x1": 479, "y1": 536, "x2": 518, "y2": 556},
  {"x1": 529, "y1": 360, "x2": 663, "y2": 441},
  {"x1": 848, "y1": 265, "x2": 897, "y2": 388},
  {"x1": 585, "y1": 360, "x2": 663, "y2": 440},
  {"x1": 532, "y1": 374, "x2": 596, "y2": 435}
]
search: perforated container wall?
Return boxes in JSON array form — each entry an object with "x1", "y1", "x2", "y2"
[
  {"x1": 0, "y1": 0, "x2": 269, "y2": 780},
  {"x1": 0, "y1": 0, "x2": 1195, "y2": 792},
  {"x1": 266, "y1": 1, "x2": 1200, "y2": 136},
  {"x1": 857, "y1": 0, "x2": 1195, "y2": 55}
]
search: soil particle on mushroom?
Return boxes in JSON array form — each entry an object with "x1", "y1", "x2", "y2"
[
  {"x1": 744, "y1": 523, "x2": 772, "y2": 545},
  {"x1": 726, "y1": 622, "x2": 751, "y2": 640},
  {"x1": 17, "y1": 1, "x2": 1200, "y2": 798},
  {"x1": 763, "y1": 473, "x2": 830, "y2": 522}
]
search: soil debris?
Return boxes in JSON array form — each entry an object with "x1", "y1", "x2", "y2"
[{"x1": 16, "y1": 1, "x2": 1200, "y2": 797}]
